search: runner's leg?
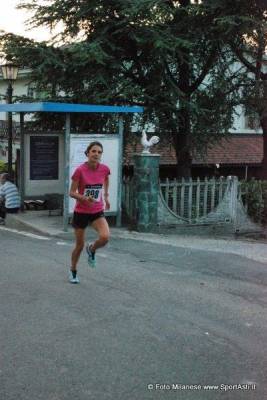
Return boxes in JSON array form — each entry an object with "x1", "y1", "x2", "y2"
[
  {"x1": 71, "y1": 228, "x2": 86, "y2": 271},
  {"x1": 90, "y1": 217, "x2": 110, "y2": 252}
]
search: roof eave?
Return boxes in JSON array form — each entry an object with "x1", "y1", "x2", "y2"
[{"x1": 0, "y1": 102, "x2": 144, "y2": 114}]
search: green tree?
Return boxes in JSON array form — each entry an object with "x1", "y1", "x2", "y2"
[
  {"x1": 0, "y1": 0, "x2": 253, "y2": 177},
  {"x1": 226, "y1": 0, "x2": 267, "y2": 174}
]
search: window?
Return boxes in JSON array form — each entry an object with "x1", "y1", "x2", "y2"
[
  {"x1": 244, "y1": 109, "x2": 261, "y2": 130},
  {"x1": 27, "y1": 85, "x2": 35, "y2": 98}
]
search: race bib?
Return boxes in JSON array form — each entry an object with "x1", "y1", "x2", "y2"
[{"x1": 84, "y1": 184, "x2": 103, "y2": 202}]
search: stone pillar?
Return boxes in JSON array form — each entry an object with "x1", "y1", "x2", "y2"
[{"x1": 133, "y1": 153, "x2": 160, "y2": 232}]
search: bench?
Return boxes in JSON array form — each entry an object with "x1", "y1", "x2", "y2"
[
  {"x1": 44, "y1": 194, "x2": 64, "y2": 216},
  {"x1": 24, "y1": 199, "x2": 46, "y2": 210}
]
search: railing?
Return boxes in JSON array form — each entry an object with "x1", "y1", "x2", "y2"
[
  {"x1": 0, "y1": 120, "x2": 21, "y2": 139},
  {"x1": 238, "y1": 181, "x2": 248, "y2": 211},
  {"x1": 160, "y1": 177, "x2": 229, "y2": 221},
  {"x1": 122, "y1": 176, "x2": 232, "y2": 223}
]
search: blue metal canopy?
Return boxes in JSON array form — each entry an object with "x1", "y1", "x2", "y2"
[{"x1": 0, "y1": 102, "x2": 143, "y2": 113}]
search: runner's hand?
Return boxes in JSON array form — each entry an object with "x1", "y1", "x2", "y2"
[{"x1": 81, "y1": 195, "x2": 95, "y2": 205}]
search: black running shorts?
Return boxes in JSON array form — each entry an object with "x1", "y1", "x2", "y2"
[{"x1": 72, "y1": 211, "x2": 105, "y2": 229}]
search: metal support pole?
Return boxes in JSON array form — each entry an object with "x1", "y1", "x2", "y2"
[
  {"x1": 116, "y1": 116, "x2": 124, "y2": 227},
  {"x1": 6, "y1": 82, "x2": 13, "y2": 176},
  {"x1": 63, "y1": 113, "x2": 71, "y2": 231},
  {"x1": 19, "y1": 112, "x2": 25, "y2": 210}
]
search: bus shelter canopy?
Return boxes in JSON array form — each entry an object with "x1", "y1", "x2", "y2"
[{"x1": 0, "y1": 101, "x2": 143, "y2": 114}]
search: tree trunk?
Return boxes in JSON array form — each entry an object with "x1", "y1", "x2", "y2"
[
  {"x1": 174, "y1": 109, "x2": 192, "y2": 179},
  {"x1": 174, "y1": 0, "x2": 192, "y2": 179}
]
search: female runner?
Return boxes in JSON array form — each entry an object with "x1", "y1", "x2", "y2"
[{"x1": 69, "y1": 141, "x2": 110, "y2": 283}]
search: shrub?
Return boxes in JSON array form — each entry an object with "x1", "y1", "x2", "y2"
[
  {"x1": 240, "y1": 179, "x2": 267, "y2": 224},
  {"x1": 0, "y1": 161, "x2": 8, "y2": 174}
]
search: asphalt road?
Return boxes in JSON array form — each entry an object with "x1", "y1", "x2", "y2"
[{"x1": 0, "y1": 228, "x2": 267, "y2": 400}]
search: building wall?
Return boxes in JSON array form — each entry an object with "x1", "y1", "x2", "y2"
[
  {"x1": 0, "y1": 67, "x2": 33, "y2": 123},
  {"x1": 229, "y1": 105, "x2": 262, "y2": 135},
  {"x1": 191, "y1": 165, "x2": 263, "y2": 180},
  {"x1": 0, "y1": 68, "x2": 33, "y2": 165},
  {"x1": 0, "y1": 137, "x2": 20, "y2": 164}
]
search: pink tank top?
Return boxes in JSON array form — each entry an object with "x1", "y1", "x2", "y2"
[{"x1": 71, "y1": 162, "x2": 110, "y2": 214}]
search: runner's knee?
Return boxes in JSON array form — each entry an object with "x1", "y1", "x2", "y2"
[
  {"x1": 75, "y1": 241, "x2": 84, "y2": 252},
  {"x1": 100, "y1": 233, "x2": 109, "y2": 245}
]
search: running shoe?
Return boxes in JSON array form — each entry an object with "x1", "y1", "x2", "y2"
[
  {"x1": 69, "y1": 270, "x2": 80, "y2": 284},
  {"x1": 86, "y1": 244, "x2": 96, "y2": 268},
  {"x1": 0, "y1": 218, "x2": 5, "y2": 225}
]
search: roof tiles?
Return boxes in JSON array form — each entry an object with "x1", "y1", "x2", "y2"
[{"x1": 124, "y1": 134, "x2": 263, "y2": 165}]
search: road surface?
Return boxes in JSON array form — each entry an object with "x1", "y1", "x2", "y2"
[{"x1": 1, "y1": 227, "x2": 266, "y2": 400}]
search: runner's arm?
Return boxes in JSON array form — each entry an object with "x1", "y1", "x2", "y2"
[
  {"x1": 69, "y1": 179, "x2": 94, "y2": 204},
  {"x1": 103, "y1": 176, "x2": 110, "y2": 210},
  {"x1": 103, "y1": 176, "x2": 109, "y2": 198}
]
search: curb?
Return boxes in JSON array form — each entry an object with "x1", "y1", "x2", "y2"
[{"x1": 5, "y1": 213, "x2": 74, "y2": 239}]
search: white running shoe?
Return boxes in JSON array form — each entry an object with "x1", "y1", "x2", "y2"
[{"x1": 69, "y1": 270, "x2": 80, "y2": 284}]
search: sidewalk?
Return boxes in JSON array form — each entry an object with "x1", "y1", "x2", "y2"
[{"x1": 3, "y1": 210, "x2": 267, "y2": 264}]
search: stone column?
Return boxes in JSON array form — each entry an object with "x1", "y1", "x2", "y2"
[{"x1": 133, "y1": 153, "x2": 160, "y2": 232}]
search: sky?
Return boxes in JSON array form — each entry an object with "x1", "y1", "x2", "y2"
[{"x1": 0, "y1": 0, "x2": 53, "y2": 42}]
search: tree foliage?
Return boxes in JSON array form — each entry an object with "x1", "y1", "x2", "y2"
[
  {"x1": 221, "y1": 0, "x2": 267, "y2": 167},
  {"x1": 0, "y1": 0, "x2": 259, "y2": 176}
]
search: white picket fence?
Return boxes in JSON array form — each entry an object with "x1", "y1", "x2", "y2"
[
  {"x1": 160, "y1": 177, "x2": 230, "y2": 221},
  {"x1": 122, "y1": 176, "x2": 236, "y2": 223}
]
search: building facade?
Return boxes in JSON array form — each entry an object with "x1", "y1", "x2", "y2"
[{"x1": 0, "y1": 67, "x2": 33, "y2": 165}]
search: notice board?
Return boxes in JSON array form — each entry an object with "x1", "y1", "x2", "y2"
[
  {"x1": 30, "y1": 135, "x2": 59, "y2": 180},
  {"x1": 69, "y1": 134, "x2": 120, "y2": 214}
]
